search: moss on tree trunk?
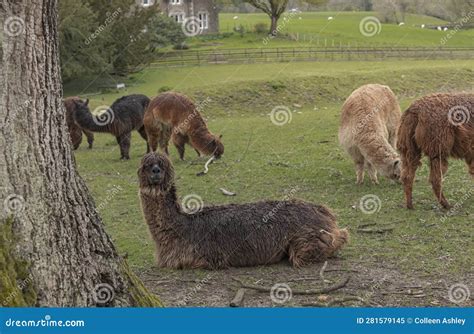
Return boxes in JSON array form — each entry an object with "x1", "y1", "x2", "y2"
[{"x1": 0, "y1": 218, "x2": 36, "y2": 306}]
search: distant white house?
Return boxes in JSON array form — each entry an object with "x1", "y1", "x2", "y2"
[{"x1": 136, "y1": 0, "x2": 219, "y2": 33}]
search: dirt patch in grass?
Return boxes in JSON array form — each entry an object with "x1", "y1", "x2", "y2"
[{"x1": 139, "y1": 259, "x2": 473, "y2": 307}]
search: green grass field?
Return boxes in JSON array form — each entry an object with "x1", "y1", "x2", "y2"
[
  {"x1": 71, "y1": 59, "x2": 473, "y2": 279},
  {"x1": 185, "y1": 12, "x2": 474, "y2": 50},
  {"x1": 66, "y1": 11, "x2": 473, "y2": 304}
]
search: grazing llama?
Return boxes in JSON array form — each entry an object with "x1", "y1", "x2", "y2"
[
  {"x1": 143, "y1": 92, "x2": 224, "y2": 160},
  {"x1": 339, "y1": 84, "x2": 401, "y2": 184},
  {"x1": 64, "y1": 97, "x2": 94, "y2": 150},
  {"x1": 73, "y1": 94, "x2": 150, "y2": 160},
  {"x1": 397, "y1": 93, "x2": 473, "y2": 209}
]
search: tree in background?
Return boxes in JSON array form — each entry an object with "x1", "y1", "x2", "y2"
[
  {"x1": 59, "y1": 0, "x2": 109, "y2": 81},
  {"x1": 244, "y1": 0, "x2": 326, "y2": 35},
  {"x1": 372, "y1": 0, "x2": 412, "y2": 23},
  {"x1": 59, "y1": 0, "x2": 184, "y2": 81},
  {"x1": 244, "y1": 0, "x2": 289, "y2": 35}
]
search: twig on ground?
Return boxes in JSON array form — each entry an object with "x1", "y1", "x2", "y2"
[
  {"x1": 301, "y1": 296, "x2": 368, "y2": 307},
  {"x1": 220, "y1": 188, "x2": 236, "y2": 196},
  {"x1": 357, "y1": 227, "x2": 395, "y2": 233},
  {"x1": 232, "y1": 276, "x2": 350, "y2": 295},
  {"x1": 237, "y1": 131, "x2": 254, "y2": 163},
  {"x1": 328, "y1": 296, "x2": 368, "y2": 306},
  {"x1": 142, "y1": 279, "x2": 172, "y2": 284},
  {"x1": 319, "y1": 261, "x2": 331, "y2": 284},
  {"x1": 357, "y1": 222, "x2": 377, "y2": 228},
  {"x1": 230, "y1": 288, "x2": 247, "y2": 307},
  {"x1": 196, "y1": 156, "x2": 215, "y2": 176}
]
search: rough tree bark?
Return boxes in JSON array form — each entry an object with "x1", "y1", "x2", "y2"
[{"x1": 0, "y1": 0, "x2": 161, "y2": 307}]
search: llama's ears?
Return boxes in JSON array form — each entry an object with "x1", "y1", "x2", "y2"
[
  {"x1": 73, "y1": 98, "x2": 88, "y2": 107},
  {"x1": 219, "y1": 134, "x2": 223, "y2": 139}
]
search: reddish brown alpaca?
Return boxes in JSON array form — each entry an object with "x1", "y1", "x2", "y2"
[
  {"x1": 397, "y1": 93, "x2": 473, "y2": 209},
  {"x1": 143, "y1": 92, "x2": 224, "y2": 160}
]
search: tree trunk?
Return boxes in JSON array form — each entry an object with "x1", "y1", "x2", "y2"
[
  {"x1": 269, "y1": 15, "x2": 278, "y2": 36},
  {"x1": 0, "y1": 0, "x2": 161, "y2": 307}
]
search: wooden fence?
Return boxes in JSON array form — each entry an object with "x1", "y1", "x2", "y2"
[{"x1": 149, "y1": 47, "x2": 474, "y2": 67}]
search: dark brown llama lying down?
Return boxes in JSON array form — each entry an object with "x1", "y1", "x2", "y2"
[
  {"x1": 138, "y1": 152, "x2": 349, "y2": 269},
  {"x1": 397, "y1": 93, "x2": 473, "y2": 209},
  {"x1": 73, "y1": 94, "x2": 150, "y2": 160},
  {"x1": 64, "y1": 97, "x2": 94, "y2": 150}
]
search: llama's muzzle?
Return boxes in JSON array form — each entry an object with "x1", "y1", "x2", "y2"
[{"x1": 149, "y1": 164, "x2": 161, "y2": 184}]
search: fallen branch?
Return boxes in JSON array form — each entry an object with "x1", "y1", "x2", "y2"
[
  {"x1": 196, "y1": 156, "x2": 215, "y2": 176},
  {"x1": 220, "y1": 188, "x2": 236, "y2": 196},
  {"x1": 232, "y1": 276, "x2": 350, "y2": 295},
  {"x1": 230, "y1": 288, "x2": 246, "y2": 307},
  {"x1": 142, "y1": 279, "x2": 172, "y2": 284},
  {"x1": 328, "y1": 296, "x2": 368, "y2": 306},
  {"x1": 301, "y1": 296, "x2": 367, "y2": 307},
  {"x1": 319, "y1": 261, "x2": 331, "y2": 284},
  {"x1": 357, "y1": 227, "x2": 394, "y2": 234},
  {"x1": 288, "y1": 270, "x2": 358, "y2": 283}
]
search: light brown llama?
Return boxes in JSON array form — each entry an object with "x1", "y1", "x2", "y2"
[
  {"x1": 143, "y1": 92, "x2": 224, "y2": 160},
  {"x1": 339, "y1": 84, "x2": 401, "y2": 184},
  {"x1": 397, "y1": 93, "x2": 473, "y2": 209}
]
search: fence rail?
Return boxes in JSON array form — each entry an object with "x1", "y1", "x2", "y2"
[{"x1": 149, "y1": 47, "x2": 474, "y2": 67}]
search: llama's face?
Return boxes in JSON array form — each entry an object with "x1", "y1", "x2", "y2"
[
  {"x1": 73, "y1": 98, "x2": 90, "y2": 115},
  {"x1": 138, "y1": 153, "x2": 174, "y2": 190},
  {"x1": 389, "y1": 159, "x2": 401, "y2": 181},
  {"x1": 212, "y1": 134, "x2": 224, "y2": 159}
]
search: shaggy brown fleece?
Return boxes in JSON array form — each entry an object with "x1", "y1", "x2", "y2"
[
  {"x1": 64, "y1": 97, "x2": 94, "y2": 150},
  {"x1": 339, "y1": 84, "x2": 401, "y2": 184},
  {"x1": 138, "y1": 152, "x2": 348, "y2": 269},
  {"x1": 143, "y1": 92, "x2": 224, "y2": 160},
  {"x1": 397, "y1": 93, "x2": 473, "y2": 209},
  {"x1": 73, "y1": 94, "x2": 150, "y2": 160}
]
